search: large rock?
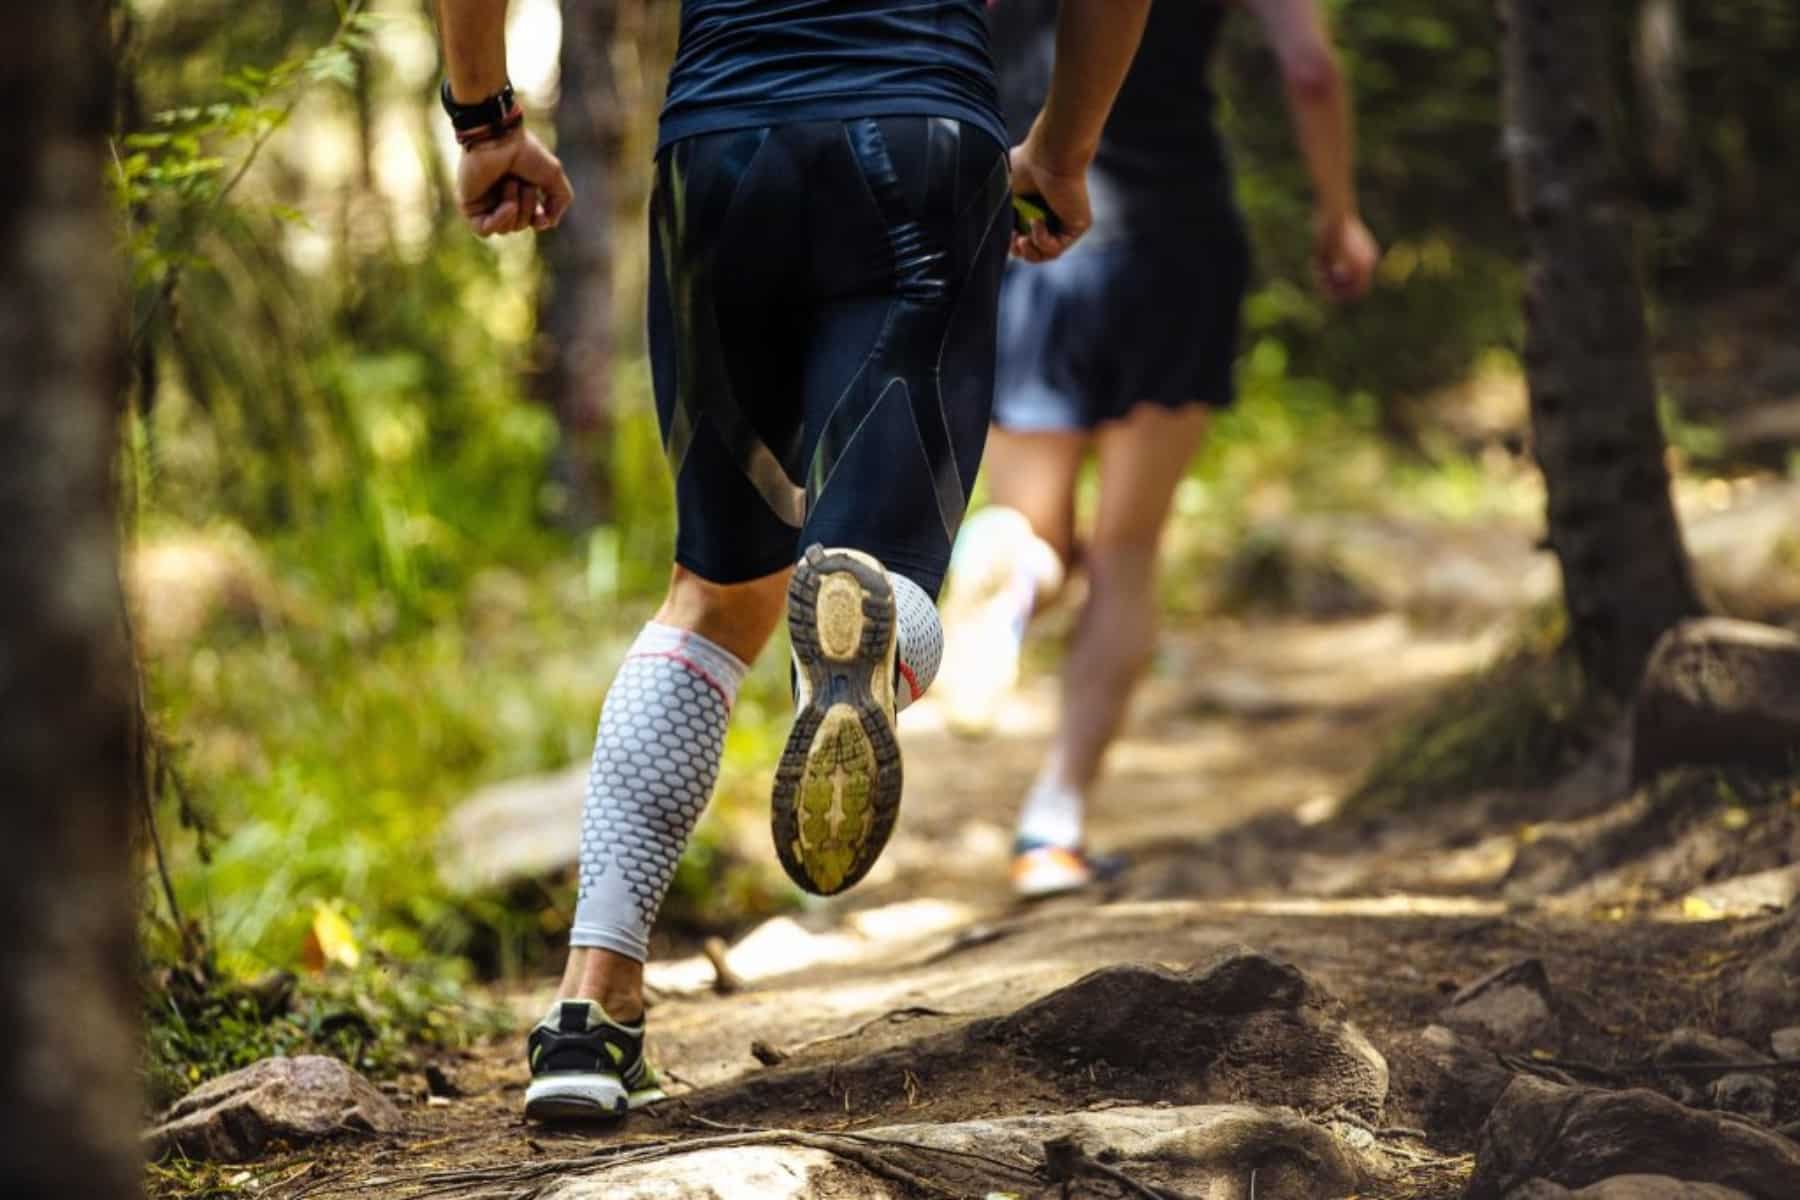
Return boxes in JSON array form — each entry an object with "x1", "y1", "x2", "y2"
[
  {"x1": 1734, "y1": 909, "x2": 1800, "y2": 1037},
  {"x1": 540, "y1": 1104, "x2": 1368, "y2": 1200},
  {"x1": 988, "y1": 950, "x2": 1390, "y2": 1117},
  {"x1": 1507, "y1": 1177, "x2": 1750, "y2": 1199},
  {"x1": 1386, "y1": 1025, "x2": 1515, "y2": 1140},
  {"x1": 1650, "y1": 1028, "x2": 1768, "y2": 1076},
  {"x1": 676, "y1": 949, "x2": 1389, "y2": 1128},
  {"x1": 1648, "y1": 1028, "x2": 1768, "y2": 1108},
  {"x1": 884, "y1": 1104, "x2": 1362, "y2": 1200},
  {"x1": 1442, "y1": 959, "x2": 1560, "y2": 1051},
  {"x1": 1709, "y1": 1074, "x2": 1778, "y2": 1126},
  {"x1": 145, "y1": 1055, "x2": 402, "y2": 1163},
  {"x1": 1466, "y1": 1076, "x2": 1800, "y2": 1199},
  {"x1": 439, "y1": 763, "x2": 586, "y2": 891},
  {"x1": 1632, "y1": 619, "x2": 1800, "y2": 781}
]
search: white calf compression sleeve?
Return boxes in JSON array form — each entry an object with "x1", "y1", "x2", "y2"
[
  {"x1": 891, "y1": 571, "x2": 942, "y2": 713},
  {"x1": 571, "y1": 623, "x2": 748, "y2": 962}
]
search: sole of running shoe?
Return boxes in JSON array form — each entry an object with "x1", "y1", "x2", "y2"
[
  {"x1": 773, "y1": 545, "x2": 901, "y2": 895},
  {"x1": 524, "y1": 1073, "x2": 664, "y2": 1121}
]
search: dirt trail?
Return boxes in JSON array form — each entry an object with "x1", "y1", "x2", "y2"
[{"x1": 245, "y1": 507, "x2": 1800, "y2": 1200}]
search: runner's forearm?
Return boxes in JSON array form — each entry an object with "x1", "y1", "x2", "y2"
[
  {"x1": 435, "y1": 0, "x2": 510, "y2": 102},
  {"x1": 1248, "y1": 0, "x2": 1359, "y2": 226},
  {"x1": 1031, "y1": 0, "x2": 1154, "y2": 172},
  {"x1": 1284, "y1": 50, "x2": 1357, "y2": 227}
]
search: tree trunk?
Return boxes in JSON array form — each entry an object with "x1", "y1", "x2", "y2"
[
  {"x1": 0, "y1": 5, "x2": 139, "y2": 1198},
  {"x1": 538, "y1": 0, "x2": 621, "y2": 528},
  {"x1": 1499, "y1": 0, "x2": 1702, "y2": 698}
]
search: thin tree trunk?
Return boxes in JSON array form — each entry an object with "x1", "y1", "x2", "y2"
[
  {"x1": 1499, "y1": 0, "x2": 1702, "y2": 698},
  {"x1": 0, "y1": 5, "x2": 139, "y2": 1198},
  {"x1": 538, "y1": 0, "x2": 621, "y2": 528}
]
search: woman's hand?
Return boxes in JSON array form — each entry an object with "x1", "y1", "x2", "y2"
[{"x1": 1313, "y1": 211, "x2": 1379, "y2": 301}]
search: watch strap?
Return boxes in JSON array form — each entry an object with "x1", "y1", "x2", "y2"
[{"x1": 440, "y1": 78, "x2": 518, "y2": 132}]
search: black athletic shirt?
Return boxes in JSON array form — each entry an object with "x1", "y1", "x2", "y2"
[
  {"x1": 658, "y1": 0, "x2": 1006, "y2": 152},
  {"x1": 989, "y1": 0, "x2": 1235, "y2": 235}
]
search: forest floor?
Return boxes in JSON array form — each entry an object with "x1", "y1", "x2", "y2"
[{"x1": 193, "y1": 475, "x2": 1800, "y2": 1200}]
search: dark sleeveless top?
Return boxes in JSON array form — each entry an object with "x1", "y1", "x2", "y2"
[
  {"x1": 659, "y1": 0, "x2": 1006, "y2": 152},
  {"x1": 988, "y1": 0, "x2": 1236, "y2": 237}
]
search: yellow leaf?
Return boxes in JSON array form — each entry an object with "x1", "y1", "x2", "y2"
[
  {"x1": 1720, "y1": 807, "x2": 1751, "y2": 831},
  {"x1": 1682, "y1": 895, "x2": 1723, "y2": 922},
  {"x1": 304, "y1": 903, "x2": 361, "y2": 972}
]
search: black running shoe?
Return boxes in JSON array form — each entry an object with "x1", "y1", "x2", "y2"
[
  {"x1": 773, "y1": 545, "x2": 902, "y2": 895},
  {"x1": 523, "y1": 1000, "x2": 663, "y2": 1121}
]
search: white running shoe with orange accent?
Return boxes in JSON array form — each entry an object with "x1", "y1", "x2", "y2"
[{"x1": 1009, "y1": 839, "x2": 1126, "y2": 899}]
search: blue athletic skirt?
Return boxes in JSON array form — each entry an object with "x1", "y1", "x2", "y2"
[{"x1": 992, "y1": 214, "x2": 1251, "y2": 432}]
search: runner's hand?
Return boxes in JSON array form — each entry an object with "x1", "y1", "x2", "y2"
[
  {"x1": 1313, "y1": 212, "x2": 1379, "y2": 301},
  {"x1": 458, "y1": 127, "x2": 574, "y2": 238},
  {"x1": 1008, "y1": 136, "x2": 1093, "y2": 263}
]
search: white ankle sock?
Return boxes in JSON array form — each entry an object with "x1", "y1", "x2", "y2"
[{"x1": 1016, "y1": 772, "x2": 1085, "y2": 850}]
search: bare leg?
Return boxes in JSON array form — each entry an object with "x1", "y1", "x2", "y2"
[
  {"x1": 982, "y1": 426, "x2": 1087, "y2": 576},
  {"x1": 1018, "y1": 404, "x2": 1210, "y2": 848},
  {"x1": 558, "y1": 564, "x2": 787, "y2": 1021}
]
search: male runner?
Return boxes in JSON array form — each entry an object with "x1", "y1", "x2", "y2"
[
  {"x1": 433, "y1": 0, "x2": 1153, "y2": 1120},
  {"x1": 937, "y1": 0, "x2": 1381, "y2": 897}
]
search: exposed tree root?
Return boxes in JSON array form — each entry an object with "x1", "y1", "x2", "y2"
[{"x1": 291, "y1": 1114, "x2": 1057, "y2": 1200}]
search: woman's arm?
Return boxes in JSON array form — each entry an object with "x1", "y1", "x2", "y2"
[{"x1": 1242, "y1": 0, "x2": 1379, "y2": 299}]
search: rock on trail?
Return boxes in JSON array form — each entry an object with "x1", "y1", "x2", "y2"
[
  {"x1": 1465, "y1": 1076, "x2": 1800, "y2": 1200},
  {"x1": 145, "y1": 1055, "x2": 401, "y2": 1163}
]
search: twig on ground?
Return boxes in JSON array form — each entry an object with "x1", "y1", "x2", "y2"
[
  {"x1": 906, "y1": 921, "x2": 1019, "y2": 967},
  {"x1": 1499, "y1": 1051, "x2": 1800, "y2": 1083},
  {"x1": 788, "y1": 1004, "x2": 965, "y2": 1056},
  {"x1": 1496, "y1": 1053, "x2": 1606, "y2": 1087},
  {"x1": 1041, "y1": 1134, "x2": 1192, "y2": 1200},
  {"x1": 1321, "y1": 1104, "x2": 1429, "y2": 1141},
  {"x1": 1638, "y1": 1057, "x2": 1800, "y2": 1074}
]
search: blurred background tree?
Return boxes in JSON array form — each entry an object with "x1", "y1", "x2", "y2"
[
  {"x1": 2, "y1": 5, "x2": 139, "y2": 1196},
  {"x1": 536, "y1": 0, "x2": 620, "y2": 530}
]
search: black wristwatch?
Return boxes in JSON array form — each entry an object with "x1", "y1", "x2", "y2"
[{"x1": 440, "y1": 78, "x2": 517, "y2": 133}]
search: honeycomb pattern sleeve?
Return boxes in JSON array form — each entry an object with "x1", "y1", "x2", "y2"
[
  {"x1": 570, "y1": 622, "x2": 748, "y2": 962},
  {"x1": 892, "y1": 570, "x2": 943, "y2": 713}
]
